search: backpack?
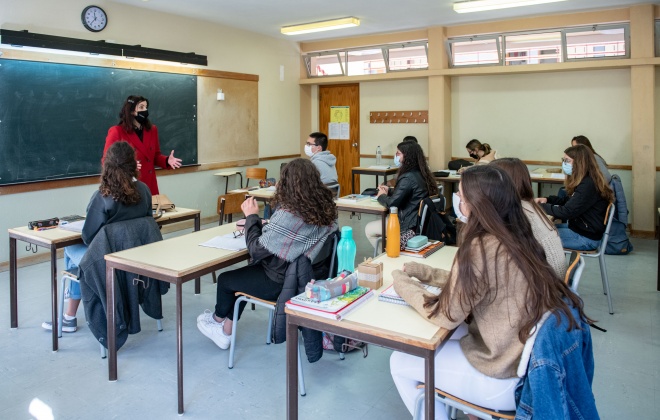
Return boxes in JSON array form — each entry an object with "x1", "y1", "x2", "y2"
[
  {"x1": 418, "y1": 197, "x2": 457, "y2": 245},
  {"x1": 605, "y1": 217, "x2": 633, "y2": 255},
  {"x1": 447, "y1": 159, "x2": 473, "y2": 171}
]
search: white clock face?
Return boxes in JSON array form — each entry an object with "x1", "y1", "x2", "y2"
[{"x1": 82, "y1": 6, "x2": 107, "y2": 32}]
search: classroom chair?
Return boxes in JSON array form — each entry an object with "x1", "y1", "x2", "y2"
[
  {"x1": 411, "y1": 314, "x2": 550, "y2": 420},
  {"x1": 324, "y1": 182, "x2": 341, "y2": 199},
  {"x1": 217, "y1": 193, "x2": 245, "y2": 225},
  {"x1": 245, "y1": 167, "x2": 267, "y2": 188},
  {"x1": 564, "y1": 251, "x2": 586, "y2": 292},
  {"x1": 227, "y1": 233, "x2": 339, "y2": 396},
  {"x1": 58, "y1": 269, "x2": 162, "y2": 359},
  {"x1": 563, "y1": 202, "x2": 615, "y2": 314}
]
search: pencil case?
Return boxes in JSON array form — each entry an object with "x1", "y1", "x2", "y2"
[
  {"x1": 406, "y1": 235, "x2": 428, "y2": 249},
  {"x1": 28, "y1": 217, "x2": 59, "y2": 230}
]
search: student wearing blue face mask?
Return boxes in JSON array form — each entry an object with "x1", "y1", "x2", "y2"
[
  {"x1": 365, "y1": 141, "x2": 438, "y2": 251},
  {"x1": 535, "y1": 145, "x2": 613, "y2": 251}
]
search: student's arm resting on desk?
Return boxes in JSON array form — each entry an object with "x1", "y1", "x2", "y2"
[
  {"x1": 540, "y1": 177, "x2": 598, "y2": 220},
  {"x1": 403, "y1": 261, "x2": 450, "y2": 288},
  {"x1": 377, "y1": 174, "x2": 412, "y2": 209},
  {"x1": 243, "y1": 214, "x2": 272, "y2": 262}
]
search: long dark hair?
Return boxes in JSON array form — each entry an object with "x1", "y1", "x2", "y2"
[
  {"x1": 118, "y1": 95, "x2": 152, "y2": 133},
  {"x1": 273, "y1": 158, "x2": 337, "y2": 226},
  {"x1": 425, "y1": 165, "x2": 590, "y2": 341},
  {"x1": 572, "y1": 135, "x2": 606, "y2": 165},
  {"x1": 564, "y1": 145, "x2": 613, "y2": 201},
  {"x1": 396, "y1": 141, "x2": 438, "y2": 196},
  {"x1": 99, "y1": 141, "x2": 141, "y2": 205},
  {"x1": 490, "y1": 158, "x2": 555, "y2": 230}
]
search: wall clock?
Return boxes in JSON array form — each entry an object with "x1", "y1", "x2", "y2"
[{"x1": 81, "y1": 6, "x2": 108, "y2": 32}]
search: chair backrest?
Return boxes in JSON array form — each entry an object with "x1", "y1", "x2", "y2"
[
  {"x1": 246, "y1": 167, "x2": 267, "y2": 187},
  {"x1": 564, "y1": 251, "x2": 586, "y2": 292},
  {"x1": 310, "y1": 230, "x2": 340, "y2": 279},
  {"x1": 324, "y1": 182, "x2": 341, "y2": 199},
  {"x1": 596, "y1": 202, "x2": 615, "y2": 255},
  {"x1": 217, "y1": 193, "x2": 245, "y2": 225},
  {"x1": 417, "y1": 195, "x2": 444, "y2": 235}
]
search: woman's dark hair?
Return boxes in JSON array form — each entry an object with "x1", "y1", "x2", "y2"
[
  {"x1": 118, "y1": 95, "x2": 152, "y2": 133},
  {"x1": 99, "y1": 141, "x2": 141, "y2": 205},
  {"x1": 402, "y1": 135, "x2": 418, "y2": 144},
  {"x1": 396, "y1": 141, "x2": 438, "y2": 196},
  {"x1": 272, "y1": 158, "x2": 337, "y2": 226},
  {"x1": 572, "y1": 135, "x2": 606, "y2": 165},
  {"x1": 490, "y1": 158, "x2": 555, "y2": 230},
  {"x1": 564, "y1": 145, "x2": 614, "y2": 202},
  {"x1": 424, "y1": 165, "x2": 591, "y2": 342},
  {"x1": 465, "y1": 139, "x2": 492, "y2": 158}
]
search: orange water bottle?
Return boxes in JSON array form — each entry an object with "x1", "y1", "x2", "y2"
[{"x1": 386, "y1": 206, "x2": 400, "y2": 257}]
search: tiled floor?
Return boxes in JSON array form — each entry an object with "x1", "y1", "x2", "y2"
[{"x1": 0, "y1": 213, "x2": 658, "y2": 419}]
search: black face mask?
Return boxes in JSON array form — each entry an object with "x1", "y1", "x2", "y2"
[
  {"x1": 135, "y1": 110, "x2": 149, "y2": 124},
  {"x1": 469, "y1": 152, "x2": 478, "y2": 159}
]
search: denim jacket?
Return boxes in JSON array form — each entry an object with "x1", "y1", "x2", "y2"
[{"x1": 515, "y1": 304, "x2": 599, "y2": 420}]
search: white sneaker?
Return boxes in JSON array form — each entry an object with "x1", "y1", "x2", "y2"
[
  {"x1": 197, "y1": 309, "x2": 215, "y2": 325},
  {"x1": 197, "y1": 314, "x2": 231, "y2": 350}
]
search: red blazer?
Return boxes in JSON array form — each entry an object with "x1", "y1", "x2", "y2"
[{"x1": 103, "y1": 125, "x2": 170, "y2": 195}]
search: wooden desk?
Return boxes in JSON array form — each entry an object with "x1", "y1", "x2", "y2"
[
  {"x1": 285, "y1": 247, "x2": 458, "y2": 420},
  {"x1": 246, "y1": 187, "x2": 275, "y2": 201},
  {"x1": 530, "y1": 168, "x2": 565, "y2": 197},
  {"x1": 8, "y1": 207, "x2": 201, "y2": 352},
  {"x1": 335, "y1": 198, "x2": 389, "y2": 251},
  {"x1": 351, "y1": 166, "x2": 398, "y2": 194},
  {"x1": 214, "y1": 171, "x2": 242, "y2": 193},
  {"x1": 104, "y1": 223, "x2": 249, "y2": 414}
]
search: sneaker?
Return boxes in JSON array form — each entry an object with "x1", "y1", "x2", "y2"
[
  {"x1": 197, "y1": 315, "x2": 231, "y2": 350},
  {"x1": 42, "y1": 317, "x2": 77, "y2": 333},
  {"x1": 197, "y1": 309, "x2": 215, "y2": 325}
]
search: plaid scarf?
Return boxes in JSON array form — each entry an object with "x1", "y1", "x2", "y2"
[{"x1": 258, "y1": 209, "x2": 337, "y2": 262}]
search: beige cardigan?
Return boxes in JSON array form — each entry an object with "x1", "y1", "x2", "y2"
[
  {"x1": 523, "y1": 200, "x2": 567, "y2": 278},
  {"x1": 393, "y1": 235, "x2": 531, "y2": 379}
]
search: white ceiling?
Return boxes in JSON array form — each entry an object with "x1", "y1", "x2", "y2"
[{"x1": 110, "y1": 0, "x2": 655, "y2": 42}]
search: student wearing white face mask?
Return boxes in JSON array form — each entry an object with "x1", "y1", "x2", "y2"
[
  {"x1": 304, "y1": 132, "x2": 338, "y2": 184},
  {"x1": 535, "y1": 145, "x2": 613, "y2": 251}
]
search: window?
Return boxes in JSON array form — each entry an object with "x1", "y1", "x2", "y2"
[
  {"x1": 303, "y1": 41, "x2": 429, "y2": 77},
  {"x1": 448, "y1": 36, "x2": 501, "y2": 67},
  {"x1": 656, "y1": 20, "x2": 660, "y2": 57},
  {"x1": 504, "y1": 31, "x2": 562, "y2": 65},
  {"x1": 563, "y1": 25, "x2": 629, "y2": 61}
]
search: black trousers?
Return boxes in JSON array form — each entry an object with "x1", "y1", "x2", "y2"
[{"x1": 214, "y1": 264, "x2": 283, "y2": 320}]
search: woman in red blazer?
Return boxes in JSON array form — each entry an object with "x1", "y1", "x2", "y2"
[{"x1": 103, "y1": 95, "x2": 182, "y2": 194}]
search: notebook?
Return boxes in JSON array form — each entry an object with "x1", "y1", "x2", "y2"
[
  {"x1": 378, "y1": 284, "x2": 441, "y2": 306},
  {"x1": 336, "y1": 194, "x2": 371, "y2": 204},
  {"x1": 399, "y1": 240, "x2": 445, "y2": 258},
  {"x1": 286, "y1": 288, "x2": 374, "y2": 320},
  {"x1": 290, "y1": 286, "x2": 371, "y2": 311},
  {"x1": 58, "y1": 219, "x2": 85, "y2": 233}
]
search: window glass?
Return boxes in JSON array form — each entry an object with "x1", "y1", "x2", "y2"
[
  {"x1": 565, "y1": 26, "x2": 627, "y2": 60},
  {"x1": 387, "y1": 43, "x2": 428, "y2": 71},
  {"x1": 449, "y1": 37, "x2": 500, "y2": 66},
  {"x1": 307, "y1": 53, "x2": 344, "y2": 77},
  {"x1": 504, "y1": 32, "x2": 562, "y2": 65},
  {"x1": 346, "y1": 49, "x2": 386, "y2": 76},
  {"x1": 656, "y1": 21, "x2": 660, "y2": 57}
]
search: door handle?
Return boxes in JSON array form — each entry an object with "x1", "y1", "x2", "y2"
[{"x1": 352, "y1": 143, "x2": 358, "y2": 147}]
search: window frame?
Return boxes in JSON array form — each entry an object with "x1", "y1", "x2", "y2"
[
  {"x1": 383, "y1": 41, "x2": 429, "y2": 73},
  {"x1": 303, "y1": 51, "x2": 346, "y2": 78},
  {"x1": 502, "y1": 29, "x2": 563, "y2": 66},
  {"x1": 446, "y1": 35, "x2": 503, "y2": 68},
  {"x1": 561, "y1": 23, "x2": 630, "y2": 62}
]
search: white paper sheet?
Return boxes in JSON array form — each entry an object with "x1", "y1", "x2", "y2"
[
  {"x1": 59, "y1": 220, "x2": 85, "y2": 233},
  {"x1": 550, "y1": 173, "x2": 566, "y2": 179},
  {"x1": 199, "y1": 234, "x2": 247, "y2": 251}
]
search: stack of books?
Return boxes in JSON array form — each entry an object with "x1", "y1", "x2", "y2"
[
  {"x1": 399, "y1": 240, "x2": 445, "y2": 259},
  {"x1": 378, "y1": 284, "x2": 441, "y2": 306},
  {"x1": 286, "y1": 286, "x2": 374, "y2": 320},
  {"x1": 336, "y1": 194, "x2": 370, "y2": 204}
]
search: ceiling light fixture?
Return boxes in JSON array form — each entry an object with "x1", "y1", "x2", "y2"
[
  {"x1": 453, "y1": 0, "x2": 568, "y2": 14},
  {"x1": 281, "y1": 17, "x2": 360, "y2": 36}
]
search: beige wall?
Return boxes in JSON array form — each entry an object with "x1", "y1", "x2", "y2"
[{"x1": 0, "y1": 0, "x2": 301, "y2": 264}]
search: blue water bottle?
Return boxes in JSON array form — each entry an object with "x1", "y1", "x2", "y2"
[{"x1": 336, "y1": 226, "x2": 357, "y2": 273}]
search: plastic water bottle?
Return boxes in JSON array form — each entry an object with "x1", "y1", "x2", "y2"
[
  {"x1": 386, "y1": 207, "x2": 400, "y2": 258},
  {"x1": 337, "y1": 226, "x2": 357, "y2": 273},
  {"x1": 376, "y1": 145, "x2": 382, "y2": 165}
]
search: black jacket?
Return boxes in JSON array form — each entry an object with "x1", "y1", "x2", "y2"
[
  {"x1": 244, "y1": 214, "x2": 289, "y2": 284},
  {"x1": 79, "y1": 217, "x2": 169, "y2": 350},
  {"x1": 541, "y1": 175, "x2": 609, "y2": 241},
  {"x1": 378, "y1": 170, "x2": 429, "y2": 232}
]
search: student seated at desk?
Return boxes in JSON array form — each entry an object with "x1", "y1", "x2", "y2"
[
  {"x1": 389, "y1": 165, "x2": 592, "y2": 418},
  {"x1": 457, "y1": 139, "x2": 498, "y2": 174},
  {"x1": 490, "y1": 158, "x2": 567, "y2": 278},
  {"x1": 571, "y1": 135, "x2": 611, "y2": 183},
  {"x1": 197, "y1": 158, "x2": 337, "y2": 350},
  {"x1": 535, "y1": 145, "x2": 613, "y2": 251},
  {"x1": 305, "y1": 131, "x2": 338, "y2": 184},
  {"x1": 365, "y1": 141, "x2": 438, "y2": 251},
  {"x1": 42, "y1": 142, "x2": 152, "y2": 333},
  {"x1": 384, "y1": 135, "x2": 418, "y2": 188}
]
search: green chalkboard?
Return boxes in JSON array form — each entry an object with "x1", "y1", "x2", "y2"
[{"x1": 0, "y1": 59, "x2": 197, "y2": 185}]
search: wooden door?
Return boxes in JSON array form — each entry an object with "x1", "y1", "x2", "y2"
[{"x1": 319, "y1": 84, "x2": 360, "y2": 195}]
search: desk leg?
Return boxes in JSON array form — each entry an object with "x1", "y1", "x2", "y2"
[
  {"x1": 375, "y1": 175, "x2": 380, "y2": 188},
  {"x1": 381, "y1": 213, "x2": 387, "y2": 252},
  {"x1": 537, "y1": 181, "x2": 542, "y2": 198},
  {"x1": 10, "y1": 238, "x2": 18, "y2": 329},
  {"x1": 424, "y1": 349, "x2": 435, "y2": 420},
  {"x1": 194, "y1": 215, "x2": 201, "y2": 295},
  {"x1": 176, "y1": 282, "x2": 184, "y2": 414},
  {"x1": 286, "y1": 318, "x2": 299, "y2": 420},
  {"x1": 224, "y1": 177, "x2": 229, "y2": 194},
  {"x1": 50, "y1": 247, "x2": 59, "y2": 352},
  {"x1": 107, "y1": 265, "x2": 118, "y2": 382},
  {"x1": 351, "y1": 170, "x2": 356, "y2": 194}
]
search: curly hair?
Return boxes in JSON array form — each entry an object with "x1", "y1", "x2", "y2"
[
  {"x1": 118, "y1": 95, "x2": 152, "y2": 133},
  {"x1": 99, "y1": 141, "x2": 141, "y2": 205},
  {"x1": 426, "y1": 165, "x2": 592, "y2": 342},
  {"x1": 272, "y1": 158, "x2": 337, "y2": 226},
  {"x1": 564, "y1": 145, "x2": 613, "y2": 202},
  {"x1": 396, "y1": 141, "x2": 438, "y2": 196}
]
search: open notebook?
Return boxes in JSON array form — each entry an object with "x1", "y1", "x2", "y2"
[{"x1": 378, "y1": 284, "x2": 441, "y2": 306}]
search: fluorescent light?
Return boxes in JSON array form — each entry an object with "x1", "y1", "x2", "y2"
[
  {"x1": 281, "y1": 17, "x2": 360, "y2": 36},
  {"x1": 453, "y1": 0, "x2": 568, "y2": 14}
]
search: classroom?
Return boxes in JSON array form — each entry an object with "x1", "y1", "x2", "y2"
[{"x1": 1, "y1": 0, "x2": 659, "y2": 419}]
